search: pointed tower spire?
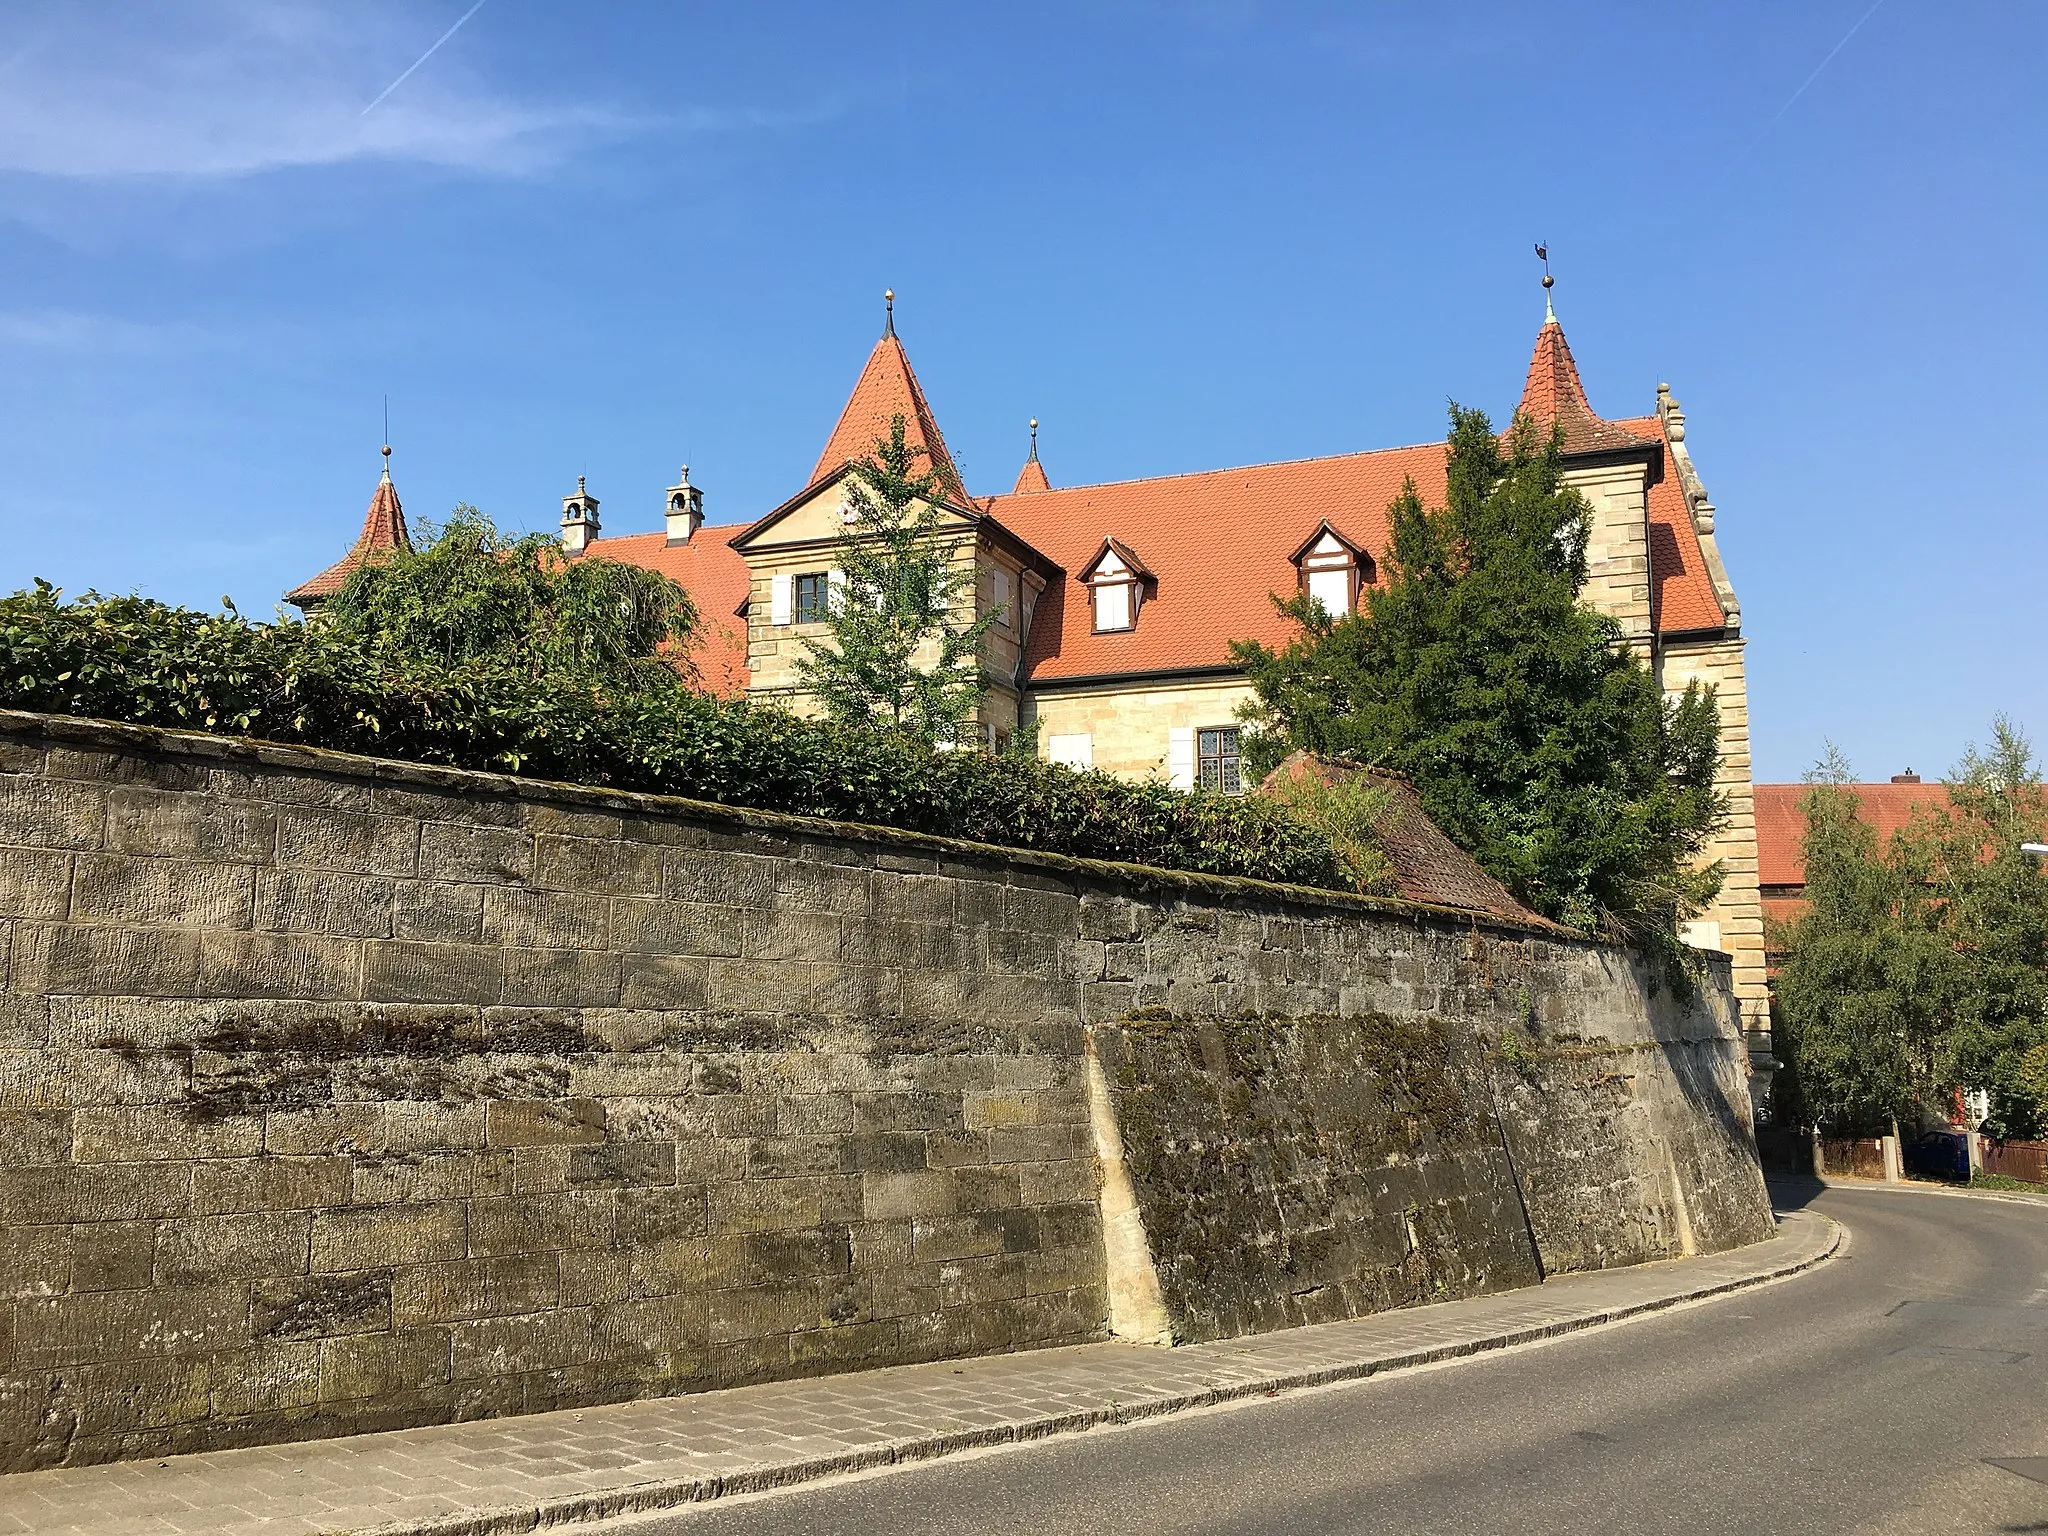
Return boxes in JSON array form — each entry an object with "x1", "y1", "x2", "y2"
[
  {"x1": 284, "y1": 452, "x2": 413, "y2": 610},
  {"x1": 1513, "y1": 262, "x2": 1655, "y2": 457},
  {"x1": 808, "y1": 298, "x2": 964, "y2": 497},
  {"x1": 1011, "y1": 418, "x2": 1050, "y2": 494}
]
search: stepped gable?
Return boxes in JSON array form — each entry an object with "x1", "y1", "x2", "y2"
[
  {"x1": 285, "y1": 466, "x2": 412, "y2": 609},
  {"x1": 1622, "y1": 411, "x2": 1727, "y2": 634},
  {"x1": 1515, "y1": 315, "x2": 1658, "y2": 457},
  {"x1": 579, "y1": 524, "x2": 753, "y2": 698},
  {"x1": 1261, "y1": 753, "x2": 1551, "y2": 926},
  {"x1": 808, "y1": 332, "x2": 965, "y2": 497}
]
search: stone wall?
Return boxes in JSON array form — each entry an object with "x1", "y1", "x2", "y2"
[{"x1": 0, "y1": 712, "x2": 1770, "y2": 1469}]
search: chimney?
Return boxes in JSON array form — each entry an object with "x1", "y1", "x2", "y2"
[
  {"x1": 561, "y1": 475, "x2": 600, "y2": 555},
  {"x1": 665, "y1": 464, "x2": 704, "y2": 545},
  {"x1": 1891, "y1": 770, "x2": 1921, "y2": 784}
]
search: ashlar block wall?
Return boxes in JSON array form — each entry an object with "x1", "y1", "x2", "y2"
[{"x1": 0, "y1": 713, "x2": 1770, "y2": 1469}]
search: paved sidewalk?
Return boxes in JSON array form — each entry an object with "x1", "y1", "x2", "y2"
[{"x1": 0, "y1": 1211, "x2": 1837, "y2": 1536}]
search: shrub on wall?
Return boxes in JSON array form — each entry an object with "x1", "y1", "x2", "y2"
[{"x1": 0, "y1": 583, "x2": 1338, "y2": 888}]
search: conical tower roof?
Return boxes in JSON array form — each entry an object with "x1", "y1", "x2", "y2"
[
  {"x1": 285, "y1": 463, "x2": 412, "y2": 609},
  {"x1": 1012, "y1": 418, "x2": 1050, "y2": 493},
  {"x1": 808, "y1": 332, "x2": 964, "y2": 497},
  {"x1": 1515, "y1": 314, "x2": 1656, "y2": 456}
]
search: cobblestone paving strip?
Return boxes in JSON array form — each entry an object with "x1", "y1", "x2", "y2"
[{"x1": 0, "y1": 1211, "x2": 1836, "y2": 1536}]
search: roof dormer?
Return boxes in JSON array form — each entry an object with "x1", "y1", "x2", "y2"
[
  {"x1": 1289, "y1": 521, "x2": 1372, "y2": 618},
  {"x1": 1079, "y1": 537, "x2": 1151, "y2": 634}
]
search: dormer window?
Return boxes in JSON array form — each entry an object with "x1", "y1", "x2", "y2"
[
  {"x1": 1289, "y1": 522, "x2": 1371, "y2": 619},
  {"x1": 1079, "y1": 537, "x2": 1152, "y2": 635}
]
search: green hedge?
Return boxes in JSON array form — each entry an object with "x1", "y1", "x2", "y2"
[{"x1": 0, "y1": 585, "x2": 1338, "y2": 888}]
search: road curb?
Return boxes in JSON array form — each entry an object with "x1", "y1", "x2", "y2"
[{"x1": 343, "y1": 1215, "x2": 1842, "y2": 1536}]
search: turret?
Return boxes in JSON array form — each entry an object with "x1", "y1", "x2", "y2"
[
  {"x1": 561, "y1": 475, "x2": 600, "y2": 555},
  {"x1": 665, "y1": 465, "x2": 704, "y2": 545}
]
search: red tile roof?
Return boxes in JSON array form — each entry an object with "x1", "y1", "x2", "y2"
[
  {"x1": 808, "y1": 334, "x2": 963, "y2": 496},
  {"x1": 1012, "y1": 454, "x2": 1051, "y2": 495},
  {"x1": 285, "y1": 471, "x2": 411, "y2": 607},
  {"x1": 1623, "y1": 413, "x2": 1728, "y2": 634},
  {"x1": 990, "y1": 440, "x2": 1450, "y2": 681},
  {"x1": 1516, "y1": 320, "x2": 1659, "y2": 457},
  {"x1": 580, "y1": 525, "x2": 753, "y2": 698},
  {"x1": 1753, "y1": 781, "x2": 1955, "y2": 889}
]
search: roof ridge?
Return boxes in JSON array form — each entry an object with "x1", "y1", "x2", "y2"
[{"x1": 985, "y1": 437, "x2": 1450, "y2": 501}]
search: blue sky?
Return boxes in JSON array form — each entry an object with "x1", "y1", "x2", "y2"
[{"x1": 0, "y1": 1, "x2": 2040, "y2": 782}]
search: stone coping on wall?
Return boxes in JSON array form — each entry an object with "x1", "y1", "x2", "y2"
[{"x1": 0, "y1": 709, "x2": 1584, "y2": 945}]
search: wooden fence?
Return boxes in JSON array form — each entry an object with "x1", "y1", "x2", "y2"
[
  {"x1": 1818, "y1": 1137, "x2": 1888, "y2": 1180},
  {"x1": 1983, "y1": 1139, "x2": 2048, "y2": 1186}
]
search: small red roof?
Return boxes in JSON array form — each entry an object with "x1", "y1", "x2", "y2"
[
  {"x1": 1012, "y1": 454, "x2": 1051, "y2": 495},
  {"x1": 808, "y1": 334, "x2": 963, "y2": 496},
  {"x1": 1516, "y1": 320, "x2": 1659, "y2": 457},
  {"x1": 1624, "y1": 413, "x2": 1727, "y2": 633},
  {"x1": 580, "y1": 525, "x2": 753, "y2": 698},
  {"x1": 1753, "y1": 781, "x2": 1955, "y2": 889},
  {"x1": 285, "y1": 472, "x2": 411, "y2": 608}
]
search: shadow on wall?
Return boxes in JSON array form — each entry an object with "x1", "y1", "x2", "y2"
[{"x1": 1089, "y1": 937, "x2": 1774, "y2": 1348}]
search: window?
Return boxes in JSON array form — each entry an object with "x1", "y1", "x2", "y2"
[
  {"x1": 1081, "y1": 538, "x2": 1149, "y2": 634},
  {"x1": 1197, "y1": 727, "x2": 1242, "y2": 795},
  {"x1": 1093, "y1": 580, "x2": 1132, "y2": 632},
  {"x1": 1292, "y1": 524, "x2": 1368, "y2": 619},
  {"x1": 794, "y1": 572, "x2": 828, "y2": 624},
  {"x1": 993, "y1": 569, "x2": 1012, "y2": 627},
  {"x1": 1306, "y1": 565, "x2": 1352, "y2": 617},
  {"x1": 1048, "y1": 733, "x2": 1093, "y2": 769}
]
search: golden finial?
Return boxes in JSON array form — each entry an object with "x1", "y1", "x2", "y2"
[{"x1": 883, "y1": 288, "x2": 896, "y2": 338}]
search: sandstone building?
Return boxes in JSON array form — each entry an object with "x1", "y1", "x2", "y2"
[{"x1": 288, "y1": 297, "x2": 1766, "y2": 1075}]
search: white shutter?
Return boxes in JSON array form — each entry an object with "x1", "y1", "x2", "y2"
[
  {"x1": 828, "y1": 569, "x2": 847, "y2": 614},
  {"x1": 769, "y1": 573, "x2": 792, "y2": 626},
  {"x1": 1048, "y1": 733, "x2": 1093, "y2": 770},
  {"x1": 1167, "y1": 727, "x2": 1196, "y2": 789}
]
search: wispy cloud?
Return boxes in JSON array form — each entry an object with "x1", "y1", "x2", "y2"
[
  {"x1": 0, "y1": 0, "x2": 635, "y2": 180},
  {"x1": 0, "y1": 308, "x2": 220, "y2": 353}
]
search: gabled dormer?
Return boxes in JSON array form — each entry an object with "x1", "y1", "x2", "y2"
[
  {"x1": 1078, "y1": 537, "x2": 1151, "y2": 634},
  {"x1": 1289, "y1": 521, "x2": 1372, "y2": 618}
]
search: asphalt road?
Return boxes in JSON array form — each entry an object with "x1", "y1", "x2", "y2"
[{"x1": 640, "y1": 1185, "x2": 2048, "y2": 1536}]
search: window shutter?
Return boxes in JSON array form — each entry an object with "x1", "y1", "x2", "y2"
[
  {"x1": 827, "y1": 569, "x2": 847, "y2": 614},
  {"x1": 1167, "y1": 727, "x2": 1196, "y2": 789},
  {"x1": 770, "y1": 573, "x2": 792, "y2": 626},
  {"x1": 1048, "y1": 733, "x2": 1093, "y2": 770}
]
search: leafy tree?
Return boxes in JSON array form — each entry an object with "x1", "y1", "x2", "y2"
[
  {"x1": 795, "y1": 417, "x2": 1000, "y2": 746},
  {"x1": 320, "y1": 505, "x2": 698, "y2": 689},
  {"x1": 1774, "y1": 722, "x2": 2048, "y2": 1135},
  {"x1": 1771, "y1": 747, "x2": 1951, "y2": 1132},
  {"x1": 1231, "y1": 405, "x2": 1723, "y2": 956}
]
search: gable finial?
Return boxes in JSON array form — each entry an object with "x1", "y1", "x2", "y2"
[
  {"x1": 381, "y1": 395, "x2": 393, "y2": 481},
  {"x1": 1534, "y1": 241, "x2": 1555, "y2": 324},
  {"x1": 1028, "y1": 418, "x2": 1039, "y2": 463},
  {"x1": 883, "y1": 288, "x2": 896, "y2": 339}
]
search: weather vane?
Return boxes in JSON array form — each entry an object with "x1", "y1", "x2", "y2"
[{"x1": 1534, "y1": 242, "x2": 1555, "y2": 321}]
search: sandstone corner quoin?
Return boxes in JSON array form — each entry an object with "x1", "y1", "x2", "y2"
[{"x1": 0, "y1": 711, "x2": 1773, "y2": 1469}]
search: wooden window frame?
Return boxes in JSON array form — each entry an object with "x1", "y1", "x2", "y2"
[
  {"x1": 793, "y1": 571, "x2": 829, "y2": 625},
  {"x1": 1197, "y1": 725, "x2": 1243, "y2": 795}
]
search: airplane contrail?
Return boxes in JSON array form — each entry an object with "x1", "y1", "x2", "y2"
[
  {"x1": 362, "y1": 0, "x2": 492, "y2": 116},
  {"x1": 1733, "y1": 0, "x2": 1886, "y2": 167}
]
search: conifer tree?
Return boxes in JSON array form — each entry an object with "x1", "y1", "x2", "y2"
[
  {"x1": 796, "y1": 415, "x2": 1000, "y2": 746},
  {"x1": 1232, "y1": 404, "x2": 1723, "y2": 957}
]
